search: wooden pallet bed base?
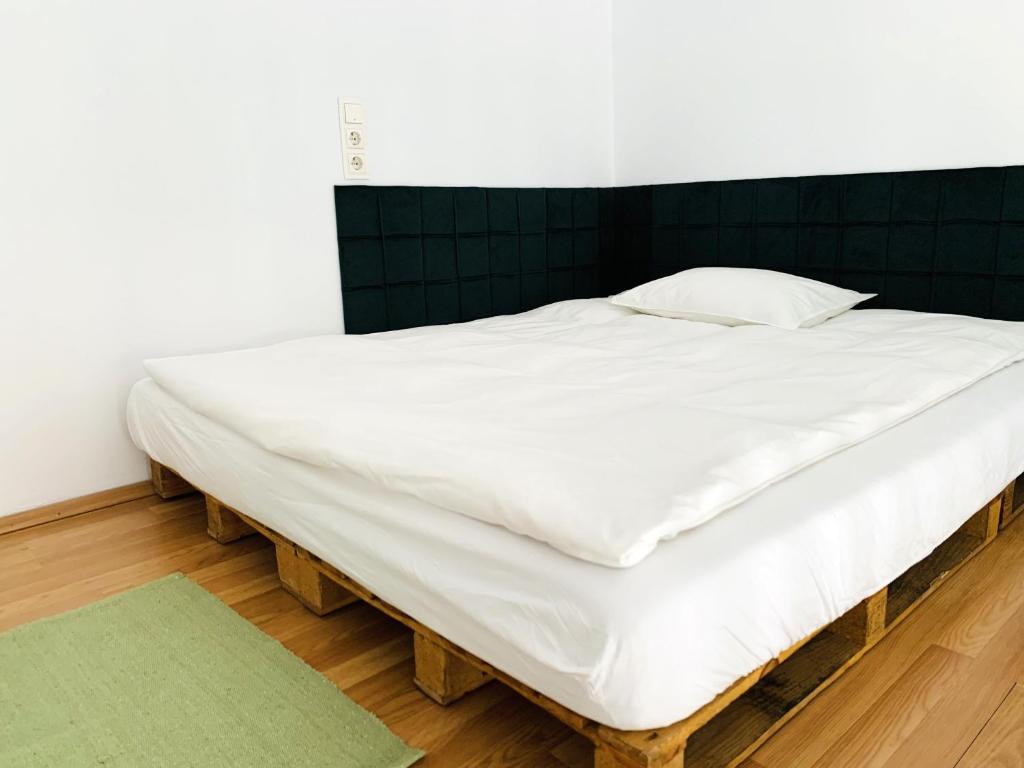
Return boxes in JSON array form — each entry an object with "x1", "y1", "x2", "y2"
[{"x1": 149, "y1": 460, "x2": 1012, "y2": 768}]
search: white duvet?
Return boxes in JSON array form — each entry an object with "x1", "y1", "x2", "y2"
[{"x1": 144, "y1": 300, "x2": 1024, "y2": 567}]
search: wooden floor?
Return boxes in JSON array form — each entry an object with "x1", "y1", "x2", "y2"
[{"x1": 2, "y1": 494, "x2": 1024, "y2": 767}]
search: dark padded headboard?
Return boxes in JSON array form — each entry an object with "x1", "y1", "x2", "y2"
[
  {"x1": 335, "y1": 165, "x2": 1024, "y2": 333},
  {"x1": 334, "y1": 186, "x2": 613, "y2": 333}
]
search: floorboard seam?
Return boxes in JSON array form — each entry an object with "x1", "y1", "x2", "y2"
[{"x1": 950, "y1": 682, "x2": 1016, "y2": 767}]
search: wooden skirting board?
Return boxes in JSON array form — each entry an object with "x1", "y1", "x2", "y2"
[
  {"x1": 0, "y1": 461, "x2": 196, "y2": 538},
  {"x1": 150, "y1": 460, "x2": 1014, "y2": 768},
  {"x1": 0, "y1": 480, "x2": 154, "y2": 537}
]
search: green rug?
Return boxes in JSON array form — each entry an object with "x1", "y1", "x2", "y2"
[{"x1": 0, "y1": 574, "x2": 423, "y2": 767}]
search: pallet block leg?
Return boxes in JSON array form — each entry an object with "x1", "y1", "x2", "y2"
[
  {"x1": 594, "y1": 745, "x2": 685, "y2": 768},
  {"x1": 413, "y1": 632, "x2": 492, "y2": 705},
  {"x1": 275, "y1": 542, "x2": 356, "y2": 615},
  {"x1": 149, "y1": 459, "x2": 195, "y2": 499},
  {"x1": 1000, "y1": 480, "x2": 1018, "y2": 530},
  {"x1": 205, "y1": 496, "x2": 257, "y2": 543},
  {"x1": 832, "y1": 586, "x2": 888, "y2": 647},
  {"x1": 964, "y1": 494, "x2": 1003, "y2": 543},
  {"x1": 985, "y1": 493, "x2": 1004, "y2": 541}
]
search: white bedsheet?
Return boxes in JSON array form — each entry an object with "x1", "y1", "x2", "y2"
[
  {"x1": 143, "y1": 301, "x2": 1024, "y2": 567},
  {"x1": 128, "y1": 365, "x2": 1024, "y2": 730}
]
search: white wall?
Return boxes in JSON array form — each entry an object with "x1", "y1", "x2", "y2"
[
  {"x1": 612, "y1": 0, "x2": 1024, "y2": 185},
  {"x1": 9, "y1": 0, "x2": 1024, "y2": 517},
  {"x1": 0, "y1": 0, "x2": 614, "y2": 516}
]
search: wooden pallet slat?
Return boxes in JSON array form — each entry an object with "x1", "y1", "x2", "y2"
[
  {"x1": 150, "y1": 456, "x2": 1020, "y2": 768},
  {"x1": 886, "y1": 503, "x2": 993, "y2": 624},
  {"x1": 686, "y1": 629, "x2": 863, "y2": 768}
]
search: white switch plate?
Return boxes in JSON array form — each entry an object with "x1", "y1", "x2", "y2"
[
  {"x1": 338, "y1": 99, "x2": 368, "y2": 179},
  {"x1": 343, "y1": 101, "x2": 365, "y2": 124}
]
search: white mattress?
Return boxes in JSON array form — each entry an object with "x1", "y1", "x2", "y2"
[{"x1": 127, "y1": 366, "x2": 1024, "y2": 730}]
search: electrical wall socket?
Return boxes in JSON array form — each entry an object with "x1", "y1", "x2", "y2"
[
  {"x1": 345, "y1": 127, "x2": 365, "y2": 149},
  {"x1": 345, "y1": 151, "x2": 368, "y2": 179}
]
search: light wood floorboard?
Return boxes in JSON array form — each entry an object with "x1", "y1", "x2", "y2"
[
  {"x1": 2, "y1": 493, "x2": 1023, "y2": 766},
  {"x1": 956, "y1": 684, "x2": 1024, "y2": 768}
]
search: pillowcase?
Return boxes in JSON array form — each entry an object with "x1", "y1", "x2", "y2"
[{"x1": 610, "y1": 267, "x2": 875, "y2": 330}]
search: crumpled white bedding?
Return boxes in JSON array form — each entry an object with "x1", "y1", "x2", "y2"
[{"x1": 144, "y1": 300, "x2": 1024, "y2": 567}]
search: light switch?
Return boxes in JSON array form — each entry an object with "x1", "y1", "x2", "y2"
[{"x1": 343, "y1": 101, "x2": 365, "y2": 124}]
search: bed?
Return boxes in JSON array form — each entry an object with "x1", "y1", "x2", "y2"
[
  {"x1": 128, "y1": 169, "x2": 1024, "y2": 767},
  {"x1": 128, "y1": 305, "x2": 1022, "y2": 766}
]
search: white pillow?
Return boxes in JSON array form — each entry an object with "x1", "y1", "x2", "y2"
[{"x1": 610, "y1": 267, "x2": 875, "y2": 330}]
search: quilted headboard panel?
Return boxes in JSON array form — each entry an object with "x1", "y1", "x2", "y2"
[
  {"x1": 336, "y1": 165, "x2": 1024, "y2": 333},
  {"x1": 334, "y1": 186, "x2": 613, "y2": 333}
]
